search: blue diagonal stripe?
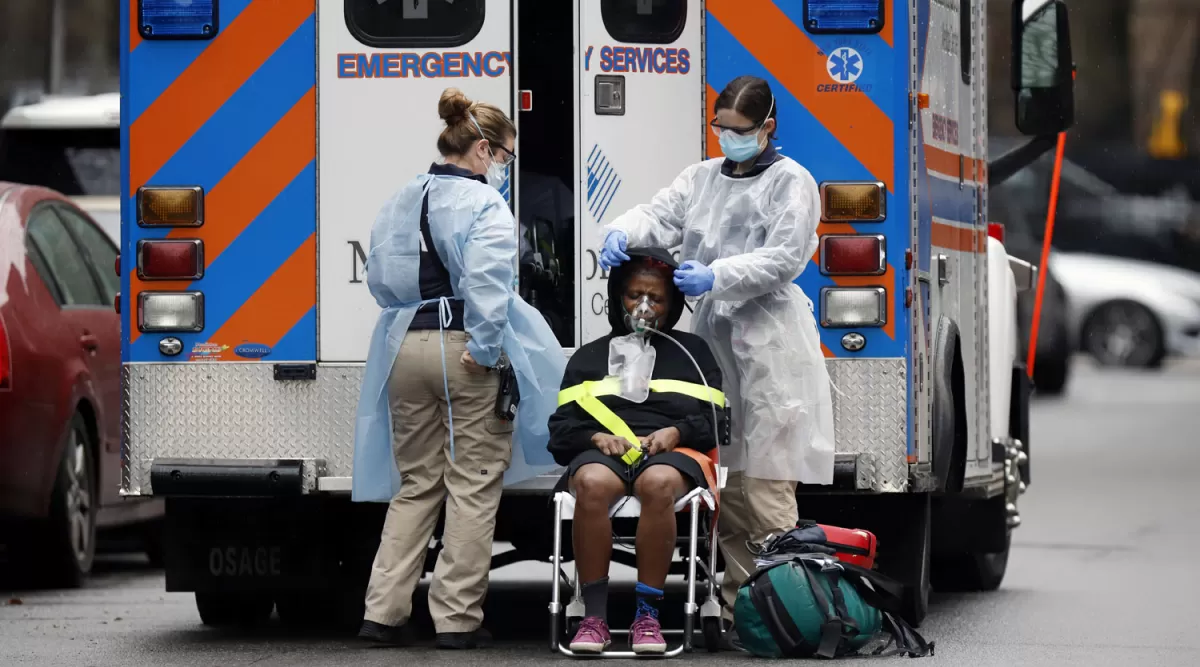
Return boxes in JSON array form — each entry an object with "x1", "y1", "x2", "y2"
[
  {"x1": 128, "y1": 0, "x2": 254, "y2": 121},
  {"x1": 130, "y1": 162, "x2": 315, "y2": 359},
  {"x1": 133, "y1": 15, "x2": 315, "y2": 240}
]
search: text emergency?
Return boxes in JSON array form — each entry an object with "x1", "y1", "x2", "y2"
[{"x1": 338, "y1": 51, "x2": 512, "y2": 79}]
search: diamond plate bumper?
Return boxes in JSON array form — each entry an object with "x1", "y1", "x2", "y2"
[{"x1": 122, "y1": 359, "x2": 910, "y2": 495}]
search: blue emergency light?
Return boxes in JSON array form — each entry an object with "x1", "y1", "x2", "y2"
[
  {"x1": 138, "y1": 0, "x2": 219, "y2": 40},
  {"x1": 803, "y1": 0, "x2": 885, "y2": 34}
]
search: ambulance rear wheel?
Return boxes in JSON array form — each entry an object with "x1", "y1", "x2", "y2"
[
  {"x1": 932, "y1": 533, "x2": 1011, "y2": 592},
  {"x1": 195, "y1": 591, "x2": 274, "y2": 627},
  {"x1": 878, "y1": 494, "x2": 931, "y2": 628}
]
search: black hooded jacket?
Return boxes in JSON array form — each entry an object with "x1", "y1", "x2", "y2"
[{"x1": 546, "y1": 248, "x2": 724, "y2": 466}]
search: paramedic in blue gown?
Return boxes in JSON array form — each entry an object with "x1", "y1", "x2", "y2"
[
  {"x1": 351, "y1": 88, "x2": 565, "y2": 650},
  {"x1": 599, "y1": 75, "x2": 837, "y2": 647}
]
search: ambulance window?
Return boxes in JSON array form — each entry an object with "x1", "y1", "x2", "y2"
[
  {"x1": 601, "y1": 0, "x2": 688, "y2": 45},
  {"x1": 960, "y1": 0, "x2": 971, "y2": 84},
  {"x1": 345, "y1": 0, "x2": 485, "y2": 48}
]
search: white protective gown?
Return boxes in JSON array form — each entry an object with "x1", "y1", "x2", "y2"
[{"x1": 606, "y1": 155, "x2": 835, "y2": 484}]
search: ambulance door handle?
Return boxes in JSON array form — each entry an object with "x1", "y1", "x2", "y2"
[
  {"x1": 595, "y1": 75, "x2": 626, "y2": 116},
  {"x1": 937, "y1": 255, "x2": 949, "y2": 286}
]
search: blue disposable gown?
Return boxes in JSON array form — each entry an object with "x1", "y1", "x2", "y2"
[{"x1": 352, "y1": 172, "x2": 566, "y2": 503}]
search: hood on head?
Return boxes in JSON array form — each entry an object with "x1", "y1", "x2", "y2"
[{"x1": 606, "y1": 247, "x2": 685, "y2": 334}]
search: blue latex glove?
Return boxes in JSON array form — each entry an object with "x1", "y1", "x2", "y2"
[
  {"x1": 599, "y1": 230, "x2": 630, "y2": 270},
  {"x1": 674, "y1": 260, "x2": 715, "y2": 297}
]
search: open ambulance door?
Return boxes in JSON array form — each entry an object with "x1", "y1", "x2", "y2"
[
  {"x1": 576, "y1": 0, "x2": 703, "y2": 343},
  {"x1": 317, "y1": 0, "x2": 513, "y2": 362}
]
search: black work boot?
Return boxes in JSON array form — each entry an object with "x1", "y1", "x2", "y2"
[
  {"x1": 435, "y1": 627, "x2": 493, "y2": 650},
  {"x1": 357, "y1": 619, "x2": 412, "y2": 647}
]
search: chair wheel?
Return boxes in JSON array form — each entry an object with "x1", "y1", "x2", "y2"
[
  {"x1": 566, "y1": 616, "x2": 581, "y2": 639},
  {"x1": 702, "y1": 617, "x2": 722, "y2": 653}
]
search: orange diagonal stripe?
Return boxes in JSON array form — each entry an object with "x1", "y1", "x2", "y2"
[
  {"x1": 206, "y1": 235, "x2": 316, "y2": 360},
  {"x1": 169, "y1": 87, "x2": 316, "y2": 260},
  {"x1": 881, "y1": 0, "x2": 893, "y2": 48},
  {"x1": 705, "y1": 83, "x2": 723, "y2": 160},
  {"x1": 128, "y1": 0, "x2": 313, "y2": 195},
  {"x1": 708, "y1": 0, "x2": 894, "y2": 192},
  {"x1": 128, "y1": 89, "x2": 315, "y2": 344},
  {"x1": 129, "y1": 0, "x2": 142, "y2": 52}
]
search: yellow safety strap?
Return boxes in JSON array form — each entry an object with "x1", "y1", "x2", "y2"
[{"x1": 556, "y1": 378, "x2": 726, "y2": 466}]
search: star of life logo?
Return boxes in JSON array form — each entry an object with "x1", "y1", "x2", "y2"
[{"x1": 826, "y1": 47, "x2": 863, "y2": 84}]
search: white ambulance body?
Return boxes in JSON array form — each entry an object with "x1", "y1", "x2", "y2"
[{"x1": 119, "y1": 0, "x2": 1073, "y2": 627}]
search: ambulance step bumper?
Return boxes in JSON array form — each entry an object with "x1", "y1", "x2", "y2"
[{"x1": 150, "y1": 459, "x2": 324, "y2": 497}]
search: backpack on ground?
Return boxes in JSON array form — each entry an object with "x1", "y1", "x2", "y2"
[{"x1": 733, "y1": 526, "x2": 935, "y2": 659}]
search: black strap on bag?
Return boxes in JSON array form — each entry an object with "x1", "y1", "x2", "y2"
[{"x1": 746, "y1": 558, "x2": 934, "y2": 660}]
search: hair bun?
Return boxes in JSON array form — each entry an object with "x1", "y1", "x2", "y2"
[{"x1": 438, "y1": 88, "x2": 473, "y2": 124}]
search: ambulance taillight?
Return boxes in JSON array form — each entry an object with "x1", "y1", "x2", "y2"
[
  {"x1": 820, "y1": 235, "x2": 886, "y2": 275},
  {"x1": 820, "y1": 288, "x2": 887, "y2": 328},
  {"x1": 137, "y1": 240, "x2": 204, "y2": 281},
  {"x1": 138, "y1": 293, "x2": 204, "y2": 334},
  {"x1": 819, "y1": 182, "x2": 886, "y2": 222},
  {"x1": 137, "y1": 187, "x2": 204, "y2": 227}
]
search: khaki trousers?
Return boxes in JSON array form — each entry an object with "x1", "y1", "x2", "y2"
[
  {"x1": 717, "y1": 472, "x2": 798, "y2": 622},
  {"x1": 363, "y1": 330, "x2": 513, "y2": 633}
]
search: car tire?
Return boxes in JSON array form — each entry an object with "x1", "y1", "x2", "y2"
[
  {"x1": 195, "y1": 591, "x2": 275, "y2": 627},
  {"x1": 876, "y1": 494, "x2": 931, "y2": 628},
  {"x1": 142, "y1": 520, "x2": 166, "y2": 568},
  {"x1": 38, "y1": 413, "x2": 97, "y2": 589},
  {"x1": 1082, "y1": 300, "x2": 1166, "y2": 368}
]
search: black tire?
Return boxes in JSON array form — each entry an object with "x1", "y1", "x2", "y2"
[
  {"x1": 932, "y1": 533, "x2": 1011, "y2": 593},
  {"x1": 1082, "y1": 300, "x2": 1166, "y2": 368},
  {"x1": 142, "y1": 520, "x2": 166, "y2": 568},
  {"x1": 38, "y1": 414, "x2": 97, "y2": 589},
  {"x1": 702, "y1": 617, "x2": 721, "y2": 653},
  {"x1": 1033, "y1": 351, "x2": 1069, "y2": 396},
  {"x1": 195, "y1": 591, "x2": 274, "y2": 627}
]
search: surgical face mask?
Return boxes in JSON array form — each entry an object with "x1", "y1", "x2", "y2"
[
  {"x1": 624, "y1": 295, "x2": 660, "y2": 334},
  {"x1": 485, "y1": 157, "x2": 508, "y2": 191},
  {"x1": 720, "y1": 129, "x2": 766, "y2": 163},
  {"x1": 717, "y1": 96, "x2": 776, "y2": 163}
]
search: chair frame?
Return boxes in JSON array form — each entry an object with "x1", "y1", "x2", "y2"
[{"x1": 548, "y1": 469, "x2": 726, "y2": 657}]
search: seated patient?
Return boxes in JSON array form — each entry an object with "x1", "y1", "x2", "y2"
[{"x1": 548, "y1": 248, "x2": 723, "y2": 655}]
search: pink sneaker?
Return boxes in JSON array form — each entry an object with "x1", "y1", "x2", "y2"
[
  {"x1": 569, "y1": 616, "x2": 611, "y2": 654},
  {"x1": 630, "y1": 615, "x2": 667, "y2": 654}
]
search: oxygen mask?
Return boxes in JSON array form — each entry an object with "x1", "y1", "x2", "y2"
[{"x1": 626, "y1": 296, "x2": 659, "y2": 335}]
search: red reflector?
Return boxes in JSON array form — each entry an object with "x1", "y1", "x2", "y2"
[
  {"x1": 115, "y1": 255, "x2": 120, "y2": 277},
  {"x1": 137, "y1": 239, "x2": 204, "y2": 280},
  {"x1": 820, "y1": 235, "x2": 886, "y2": 275},
  {"x1": 520, "y1": 90, "x2": 533, "y2": 111},
  {"x1": 115, "y1": 293, "x2": 121, "y2": 315},
  {"x1": 988, "y1": 222, "x2": 1005, "y2": 243},
  {"x1": 0, "y1": 313, "x2": 10, "y2": 390}
]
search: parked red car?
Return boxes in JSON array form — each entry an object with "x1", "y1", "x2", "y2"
[{"x1": 0, "y1": 182, "x2": 162, "y2": 587}]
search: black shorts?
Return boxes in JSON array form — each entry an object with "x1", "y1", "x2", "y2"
[{"x1": 556, "y1": 448, "x2": 708, "y2": 496}]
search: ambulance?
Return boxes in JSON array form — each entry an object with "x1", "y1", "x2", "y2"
[{"x1": 118, "y1": 0, "x2": 1074, "y2": 629}]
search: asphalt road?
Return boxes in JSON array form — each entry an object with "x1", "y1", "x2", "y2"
[{"x1": 3, "y1": 358, "x2": 1200, "y2": 666}]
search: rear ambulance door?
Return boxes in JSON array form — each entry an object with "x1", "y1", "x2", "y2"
[
  {"x1": 318, "y1": 0, "x2": 513, "y2": 362},
  {"x1": 577, "y1": 0, "x2": 703, "y2": 343}
]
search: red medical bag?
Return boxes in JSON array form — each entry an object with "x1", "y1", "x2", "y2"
[{"x1": 819, "y1": 524, "x2": 878, "y2": 569}]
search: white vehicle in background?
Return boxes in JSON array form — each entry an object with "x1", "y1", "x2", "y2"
[
  {"x1": 1052, "y1": 251, "x2": 1200, "y2": 367},
  {"x1": 0, "y1": 93, "x2": 120, "y2": 243}
]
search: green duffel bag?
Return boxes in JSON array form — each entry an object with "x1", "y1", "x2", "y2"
[{"x1": 733, "y1": 554, "x2": 934, "y2": 659}]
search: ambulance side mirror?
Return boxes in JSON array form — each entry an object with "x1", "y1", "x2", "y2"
[{"x1": 1012, "y1": 0, "x2": 1075, "y2": 136}]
